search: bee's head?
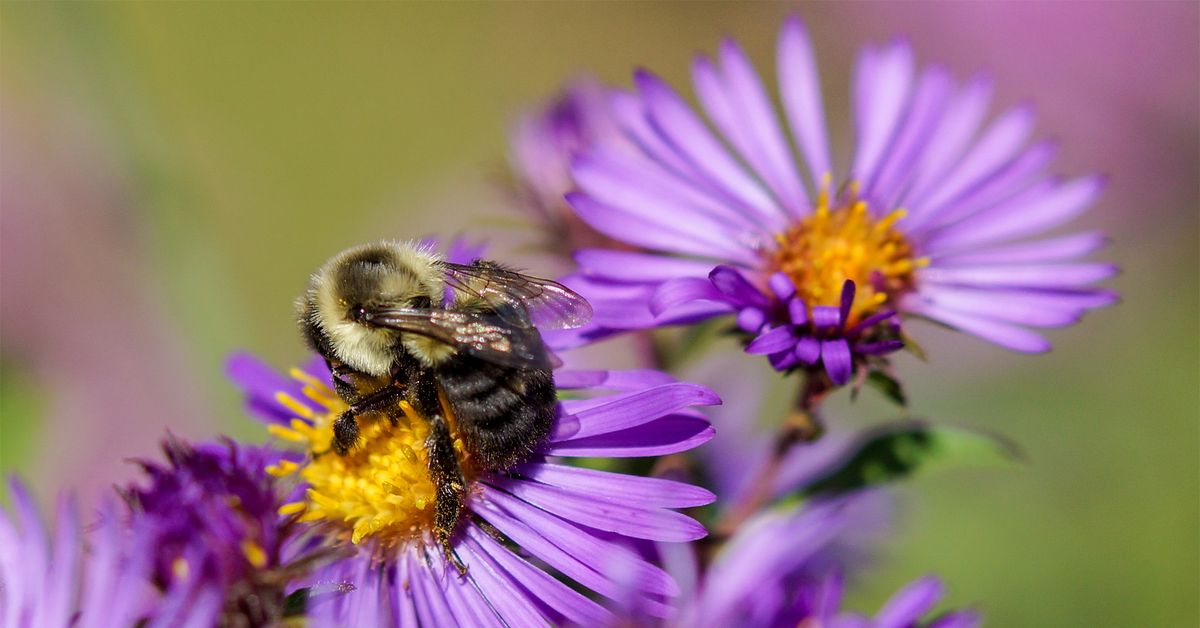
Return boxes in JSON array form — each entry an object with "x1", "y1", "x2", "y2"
[{"x1": 299, "y1": 241, "x2": 443, "y2": 376}]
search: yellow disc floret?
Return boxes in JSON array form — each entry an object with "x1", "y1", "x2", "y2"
[
  {"x1": 266, "y1": 368, "x2": 449, "y2": 547},
  {"x1": 767, "y1": 178, "x2": 927, "y2": 326}
]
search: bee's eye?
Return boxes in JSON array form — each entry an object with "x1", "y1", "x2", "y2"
[{"x1": 349, "y1": 305, "x2": 369, "y2": 324}]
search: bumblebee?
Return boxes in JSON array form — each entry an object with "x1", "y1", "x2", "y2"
[{"x1": 296, "y1": 241, "x2": 590, "y2": 568}]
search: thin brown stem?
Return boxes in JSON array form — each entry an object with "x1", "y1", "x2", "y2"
[{"x1": 711, "y1": 373, "x2": 831, "y2": 542}]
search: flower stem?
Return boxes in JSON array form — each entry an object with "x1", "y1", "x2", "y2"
[{"x1": 712, "y1": 373, "x2": 830, "y2": 540}]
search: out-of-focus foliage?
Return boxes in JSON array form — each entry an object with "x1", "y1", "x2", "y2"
[{"x1": 1, "y1": 3, "x2": 1195, "y2": 626}]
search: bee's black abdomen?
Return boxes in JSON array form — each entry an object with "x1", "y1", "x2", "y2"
[{"x1": 436, "y1": 355, "x2": 556, "y2": 472}]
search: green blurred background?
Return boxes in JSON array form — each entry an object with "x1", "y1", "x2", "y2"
[{"x1": 1, "y1": 2, "x2": 1196, "y2": 626}]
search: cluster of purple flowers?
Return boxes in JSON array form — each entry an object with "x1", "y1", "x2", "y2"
[{"x1": 3, "y1": 13, "x2": 1112, "y2": 627}]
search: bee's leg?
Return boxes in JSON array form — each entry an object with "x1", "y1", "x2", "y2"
[
  {"x1": 331, "y1": 386, "x2": 406, "y2": 455},
  {"x1": 325, "y1": 359, "x2": 364, "y2": 405},
  {"x1": 331, "y1": 412, "x2": 360, "y2": 455},
  {"x1": 427, "y1": 412, "x2": 468, "y2": 575}
]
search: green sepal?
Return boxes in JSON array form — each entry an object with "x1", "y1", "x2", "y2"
[
  {"x1": 282, "y1": 588, "x2": 311, "y2": 616},
  {"x1": 866, "y1": 370, "x2": 908, "y2": 407}
]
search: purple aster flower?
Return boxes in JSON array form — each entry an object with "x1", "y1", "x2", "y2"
[
  {"x1": 508, "y1": 75, "x2": 634, "y2": 254},
  {"x1": 620, "y1": 498, "x2": 979, "y2": 628},
  {"x1": 2, "y1": 441, "x2": 331, "y2": 627},
  {"x1": 1, "y1": 480, "x2": 147, "y2": 628},
  {"x1": 118, "y1": 437, "x2": 329, "y2": 626},
  {"x1": 560, "y1": 15, "x2": 1117, "y2": 387},
  {"x1": 228, "y1": 353, "x2": 718, "y2": 624}
]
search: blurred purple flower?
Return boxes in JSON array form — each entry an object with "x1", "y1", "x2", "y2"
[
  {"x1": 559, "y1": 15, "x2": 1116, "y2": 386},
  {"x1": 118, "y1": 438, "x2": 324, "y2": 626},
  {"x1": 0, "y1": 481, "x2": 148, "y2": 628},
  {"x1": 2, "y1": 441, "x2": 332, "y2": 627},
  {"x1": 508, "y1": 76, "x2": 635, "y2": 254},
  {"x1": 228, "y1": 352, "x2": 718, "y2": 624},
  {"x1": 629, "y1": 499, "x2": 979, "y2": 628}
]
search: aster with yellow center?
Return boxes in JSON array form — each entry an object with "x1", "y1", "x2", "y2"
[
  {"x1": 265, "y1": 367, "x2": 443, "y2": 547},
  {"x1": 557, "y1": 13, "x2": 1115, "y2": 386},
  {"x1": 767, "y1": 178, "x2": 926, "y2": 327},
  {"x1": 228, "y1": 352, "x2": 719, "y2": 624}
]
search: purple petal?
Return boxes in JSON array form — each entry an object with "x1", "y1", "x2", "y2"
[
  {"x1": 477, "y1": 487, "x2": 679, "y2": 598},
  {"x1": 874, "y1": 575, "x2": 945, "y2": 628},
  {"x1": 851, "y1": 40, "x2": 915, "y2": 187},
  {"x1": 838, "y1": 280, "x2": 856, "y2": 328},
  {"x1": 548, "y1": 415, "x2": 715, "y2": 457},
  {"x1": 654, "y1": 299, "x2": 737, "y2": 325},
  {"x1": 932, "y1": 231, "x2": 1107, "y2": 266},
  {"x1": 567, "y1": 192, "x2": 758, "y2": 262},
  {"x1": 746, "y1": 325, "x2": 798, "y2": 355},
  {"x1": 788, "y1": 298, "x2": 809, "y2": 325},
  {"x1": 708, "y1": 39, "x2": 809, "y2": 211},
  {"x1": 778, "y1": 15, "x2": 831, "y2": 194},
  {"x1": 516, "y1": 462, "x2": 714, "y2": 508},
  {"x1": 608, "y1": 90, "x2": 729, "y2": 201},
  {"x1": 635, "y1": 69, "x2": 785, "y2": 226},
  {"x1": 445, "y1": 237, "x2": 486, "y2": 266},
  {"x1": 903, "y1": 74, "x2": 994, "y2": 205},
  {"x1": 408, "y1": 555, "x2": 460, "y2": 627},
  {"x1": 651, "y1": 276, "x2": 728, "y2": 317},
  {"x1": 869, "y1": 66, "x2": 953, "y2": 205},
  {"x1": 821, "y1": 339, "x2": 853, "y2": 385},
  {"x1": 856, "y1": 339, "x2": 905, "y2": 355},
  {"x1": 905, "y1": 300, "x2": 1052, "y2": 352},
  {"x1": 554, "y1": 383, "x2": 719, "y2": 441},
  {"x1": 769, "y1": 348, "x2": 802, "y2": 370},
  {"x1": 769, "y1": 271, "x2": 797, "y2": 300},
  {"x1": 812, "y1": 305, "x2": 843, "y2": 332},
  {"x1": 794, "y1": 335, "x2": 822, "y2": 365},
  {"x1": 455, "y1": 537, "x2": 546, "y2": 627},
  {"x1": 437, "y1": 564, "x2": 505, "y2": 628},
  {"x1": 554, "y1": 368, "x2": 677, "y2": 392},
  {"x1": 908, "y1": 140, "x2": 1057, "y2": 234},
  {"x1": 226, "y1": 351, "x2": 318, "y2": 423},
  {"x1": 573, "y1": 148, "x2": 762, "y2": 236},
  {"x1": 922, "y1": 262, "x2": 1117, "y2": 289},
  {"x1": 925, "y1": 175, "x2": 1105, "y2": 252},
  {"x1": 910, "y1": 104, "x2": 1035, "y2": 213},
  {"x1": 575, "y1": 248, "x2": 718, "y2": 282},
  {"x1": 490, "y1": 478, "x2": 707, "y2": 541},
  {"x1": 465, "y1": 527, "x2": 612, "y2": 627},
  {"x1": 709, "y1": 265, "x2": 770, "y2": 308},
  {"x1": 45, "y1": 495, "x2": 79, "y2": 628},
  {"x1": 913, "y1": 285, "x2": 1110, "y2": 327},
  {"x1": 737, "y1": 307, "x2": 767, "y2": 333},
  {"x1": 849, "y1": 308, "x2": 898, "y2": 335}
]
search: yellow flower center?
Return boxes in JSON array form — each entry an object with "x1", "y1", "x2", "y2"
[
  {"x1": 767, "y1": 179, "x2": 927, "y2": 326},
  {"x1": 265, "y1": 368, "x2": 464, "y2": 547}
]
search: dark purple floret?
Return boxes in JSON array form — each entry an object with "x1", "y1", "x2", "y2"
[{"x1": 121, "y1": 438, "x2": 321, "y2": 626}]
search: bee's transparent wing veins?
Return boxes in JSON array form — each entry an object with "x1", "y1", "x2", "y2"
[
  {"x1": 362, "y1": 307, "x2": 552, "y2": 370},
  {"x1": 441, "y1": 261, "x2": 592, "y2": 330}
]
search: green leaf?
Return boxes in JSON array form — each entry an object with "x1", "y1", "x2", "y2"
[
  {"x1": 862, "y1": 369, "x2": 908, "y2": 407},
  {"x1": 802, "y1": 420, "x2": 1022, "y2": 497},
  {"x1": 902, "y1": 331, "x2": 929, "y2": 362}
]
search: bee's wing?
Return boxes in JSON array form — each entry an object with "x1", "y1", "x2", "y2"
[
  {"x1": 440, "y1": 261, "x2": 592, "y2": 330},
  {"x1": 362, "y1": 307, "x2": 553, "y2": 370}
]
